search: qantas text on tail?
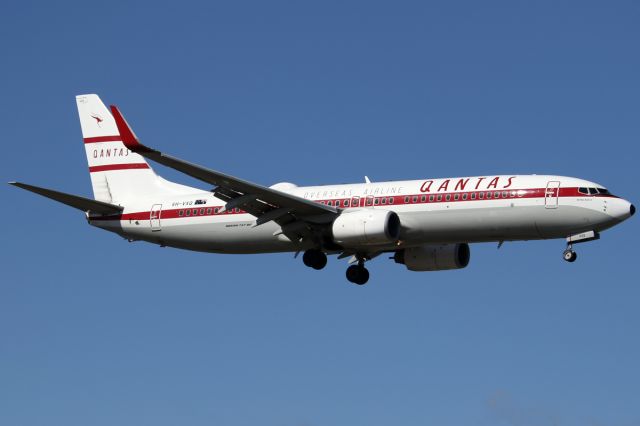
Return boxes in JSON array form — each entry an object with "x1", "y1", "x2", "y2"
[{"x1": 10, "y1": 95, "x2": 635, "y2": 284}]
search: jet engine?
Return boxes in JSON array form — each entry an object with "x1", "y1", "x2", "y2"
[
  {"x1": 393, "y1": 243, "x2": 470, "y2": 271},
  {"x1": 332, "y1": 209, "x2": 401, "y2": 246}
]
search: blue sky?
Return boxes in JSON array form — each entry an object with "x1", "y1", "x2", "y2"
[{"x1": 1, "y1": 1, "x2": 639, "y2": 425}]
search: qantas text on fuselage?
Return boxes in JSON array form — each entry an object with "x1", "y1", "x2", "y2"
[
  {"x1": 10, "y1": 94, "x2": 635, "y2": 285},
  {"x1": 301, "y1": 176, "x2": 516, "y2": 200}
]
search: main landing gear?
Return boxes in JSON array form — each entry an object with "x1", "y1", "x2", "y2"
[
  {"x1": 302, "y1": 249, "x2": 370, "y2": 285},
  {"x1": 346, "y1": 259, "x2": 369, "y2": 285},
  {"x1": 302, "y1": 249, "x2": 327, "y2": 270}
]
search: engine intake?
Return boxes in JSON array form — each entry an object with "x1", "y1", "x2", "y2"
[
  {"x1": 394, "y1": 243, "x2": 470, "y2": 271},
  {"x1": 332, "y1": 209, "x2": 400, "y2": 246}
]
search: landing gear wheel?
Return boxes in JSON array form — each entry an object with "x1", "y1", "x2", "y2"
[
  {"x1": 303, "y1": 249, "x2": 327, "y2": 270},
  {"x1": 346, "y1": 265, "x2": 369, "y2": 285},
  {"x1": 563, "y1": 249, "x2": 577, "y2": 262}
]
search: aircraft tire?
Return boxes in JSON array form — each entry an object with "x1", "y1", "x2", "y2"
[
  {"x1": 303, "y1": 249, "x2": 327, "y2": 270},
  {"x1": 563, "y1": 249, "x2": 577, "y2": 262},
  {"x1": 346, "y1": 265, "x2": 369, "y2": 285}
]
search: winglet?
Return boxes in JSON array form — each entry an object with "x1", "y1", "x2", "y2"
[{"x1": 110, "y1": 105, "x2": 150, "y2": 152}]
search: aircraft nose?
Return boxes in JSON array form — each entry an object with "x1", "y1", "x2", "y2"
[{"x1": 609, "y1": 199, "x2": 634, "y2": 222}]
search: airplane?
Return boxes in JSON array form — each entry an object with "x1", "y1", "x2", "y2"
[{"x1": 10, "y1": 94, "x2": 635, "y2": 285}]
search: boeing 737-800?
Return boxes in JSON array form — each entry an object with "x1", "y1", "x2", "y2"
[{"x1": 10, "y1": 95, "x2": 635, "y2": 284}]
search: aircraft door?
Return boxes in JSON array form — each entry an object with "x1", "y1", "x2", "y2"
[
  {"x1": 545, "y1": 181, "x2": 560, "y2": 209},
  {"x1": 150, "y1": 204, "x2": 162, "y2": 231}
]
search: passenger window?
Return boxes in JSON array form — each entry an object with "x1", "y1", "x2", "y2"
[
  {"x1": 502, "y1": 191, "x2": 508, "y2": 198},
  {"x1": 429, "y1": 195, "x2": 434, "y2": 202},
  {"x1": 381, "y1": 198, "x2": 386, "y2": 204},
  {"x1": 412, "y1": 196, "x2": 418, "y2": 203},
  {"x1": 336, "y1": 200, "x2": 341, "y2": 207},
  {"x1": 186, "y1": 210, "x2": 191, "y2": 216},
  {"x1": 374, "y1": 198, "x2": 380, "y2": 205},
  {"x1": 200, "y1": 208, "x2": 205, "y2": 215},
  {"x1": 193, "y1": 209, "x2": 198, "y2": 215},
  {"x1": 214, "y1": 208, "x2": 219, "y2": 214},
  {"x1": 437, "y1": 195, "x2": 442, "y2": 201},
  {"x1": 388, "y1": 197, "x2": 394, "y2": 204},
  {"x1": 179, "y1": 210, "x2": 184, "y2": 217},
  {"x1": 421, "y1": 195, "x2": 426, "y2": 202},
  {"x1": 510, "y1": 191, "x2": 516, "y2": 197},
  {"x1": 327, "y1": 200, "x2": 332, "y2": 206},
  {"x1": 471, "y1": 193, "x2": 476, "y2": 200},
  {"x1": 344, "y1": 200, "x2": 350, "y2": 207},
  {"x1": 445, "y1": 194, "x2": 451, "y2": 201},
  {"x1": 404, "y1": 196, "x2": 409, "y2": 203},
  {"x1": 454, "y1": 194, "x2": 459, "y2": 201},
  {"x1": 462, "y1": 193, "x2": 467, "y2": 200},
  {"x1": 206, "y1": 208, "x2": 212, "y2": 214},
  {"x1": 486, "y1": 192, "x2": 492, "y2": 199},
  {"x1": 479, "y1": 192, "x2": 484, "y2": 199}
]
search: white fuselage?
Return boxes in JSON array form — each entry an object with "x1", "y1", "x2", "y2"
[
  {"x1": 89, "y1": 174, "x2": 633, "y2": 254},
  {"x1": 12, "y1": 94, "x2": 634, "y2": 285}
]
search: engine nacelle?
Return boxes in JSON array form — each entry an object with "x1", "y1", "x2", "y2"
[
  {"x1": 332, "y1": 209, "x2": 401, "y2": 246},
  {"x1": 269, "y1": 182, "x2": 298, "y2": 191},
  {"x1": 394, "y1": 243, "x2": 470, "y2": 271}
]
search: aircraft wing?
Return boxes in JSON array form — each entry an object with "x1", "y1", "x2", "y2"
[
  {"x1": 110, "y1": 106, "x2": 338, "y2": 235},
  {"x1": 9, "y1": 182, "x2": 123, "y2": 215}
]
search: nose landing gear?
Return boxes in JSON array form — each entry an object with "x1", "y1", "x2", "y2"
[
  {"x1": 563, "y1": 246, "x2": 577, "y2": 262},
  {"x1": 562, "y1": 231, "x2": 599, "y2": 263}
]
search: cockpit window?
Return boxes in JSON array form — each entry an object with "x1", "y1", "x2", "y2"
[{"x1": 580, "y1": 187, "x2": 611, "y2": 196}]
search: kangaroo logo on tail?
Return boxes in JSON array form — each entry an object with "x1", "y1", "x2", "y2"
[{"x1": 91, "y1": 113, "x2": 103, "y2": 127}]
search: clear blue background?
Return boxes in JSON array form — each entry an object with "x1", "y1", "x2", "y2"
[{"x1": 1, "y1": 1, "x2": 638, "y2": 425}]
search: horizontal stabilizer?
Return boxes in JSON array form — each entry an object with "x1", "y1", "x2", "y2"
[{"x1": 9, "y1": 182, "x2": 123, "y2": 215}]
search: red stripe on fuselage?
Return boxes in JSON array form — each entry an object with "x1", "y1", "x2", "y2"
[
  {"x1": 88, "y1": 187, "x2": 618, "y2": 222},
  {"x1": 89, "y1": 163, "x2": 149, "y2": 172},
  {"x1": 84, "y1": 135, "x2": 123, "y2": 144}
]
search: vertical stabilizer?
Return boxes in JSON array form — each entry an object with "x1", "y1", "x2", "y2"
[{"x1": 76, "y1": 94, "x2": 162, "y2": 203}]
